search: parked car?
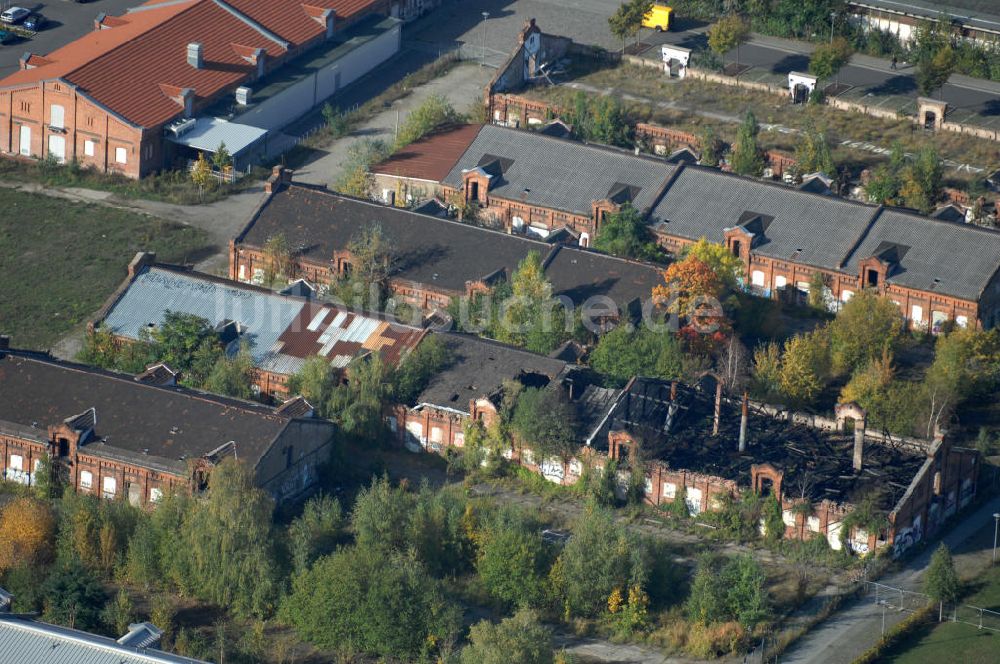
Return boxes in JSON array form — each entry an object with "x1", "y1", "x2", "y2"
[
  {"x1": 0, "y1": 29, "x2": 14, "y2": 45},
  {"x1": 22, "y1": 13, "x2": 45, "y2": 31},
  {"x1": 0, "y1": 7, "x2": 30, "y2": 25}
]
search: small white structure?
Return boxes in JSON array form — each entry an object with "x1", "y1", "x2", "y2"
[
  {"x1": 788, "y1": 71, "x2": 817, "y2": 104},
  {"x1": 661, "y1": 45, "x2": 691, "y2": 79}
]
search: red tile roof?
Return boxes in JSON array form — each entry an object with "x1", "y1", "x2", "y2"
[
  {"x1": 0, "y1": 0, "x2": 386, "y2": 128},
  {"x1": 371, "y1": 124, "x2": 484, "y2": 183},
  {"x1": 226, "y1": 0, "x2": 381, "y2": 46}
]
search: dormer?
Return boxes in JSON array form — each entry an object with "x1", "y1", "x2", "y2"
[
  {"x1": 19, "y1": 53, "x2": 52, "y2": 71},
  {"x1": 461, "y1": 168, "x2": 492, "y2": 205},
  {"x1": 303, "y1": 5, "x2": 336, "y2": 38},
  {"x1": 135, "y1": 363, "x2": 179, "y2": 386},
  {"x1": 858, "y1": 241, "x2": 908, "y2": 291},
  {"x1": 723, "y1": 211, "x2": 772, "y2": 267},
  {"x1": 95, "y1": 13, "x2": 128, "y2": 31},
  {"x1": 232, "y1": 44, "x2": 266, "y2": 78},
  {"x1": 160, "y1": 84, "x2": 196, "y2": 117}
]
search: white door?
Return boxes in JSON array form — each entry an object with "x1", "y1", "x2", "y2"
[
  {"x1": 19, "y1": 126, "x2": 31, "y2": 156},
  {"x1": 48, "y1": 135, "x2": 66, "y2": 163}
]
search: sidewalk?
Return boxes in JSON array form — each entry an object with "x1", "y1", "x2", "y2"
[{"x1": 782, "y1": 494, "x2": 1000, "y2": 664}]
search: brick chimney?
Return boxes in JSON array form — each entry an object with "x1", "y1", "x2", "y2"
[
  {"x1": 265, "y1": 165, "x2": 294, "y2": 193},
  {"x1": 852, "y1": 422, "x2": 865, "y2": 473},
  {"x1": 738, "y1": 392, "x2": 748, "y2": 453}
]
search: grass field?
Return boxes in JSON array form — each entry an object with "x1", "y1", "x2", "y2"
[
  {"x1": 885, "y1": 567, "x2": 1000, "y2": 663},
  {"x1": 0, "y1": 189, "x2": 213, "y2": 350}
]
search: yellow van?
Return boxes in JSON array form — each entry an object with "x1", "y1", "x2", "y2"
[{"x1": 642, "y1": 4, "x2": 672, "y2": 32}]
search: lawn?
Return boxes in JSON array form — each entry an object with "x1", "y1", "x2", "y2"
[
  {"x1": 0, "y1": 189, "x2": 213, "y2": 350},
  {"x1": 885, "y1": 567, "x2": 1000, "y2": 663}
]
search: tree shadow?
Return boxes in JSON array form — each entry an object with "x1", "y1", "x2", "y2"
[
  {"x1": 866, "y1": 75, "x2": 917, "y2": 96},
  {"x1": 772, "y1": 53, "x2": 810, "y2": 75}
]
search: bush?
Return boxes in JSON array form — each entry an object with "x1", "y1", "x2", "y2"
[{"x1": 686, "y1": 620, "x2": 749, "y2": 658}]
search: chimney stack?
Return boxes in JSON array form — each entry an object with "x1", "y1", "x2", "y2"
[
  {"x1": 739, "y1": 392, "x2": 748, "y2": 453},
  {"x1": 670, "y1": 381, "x2": 677, "y2": 401},
  {"x1": 187, "y1": 42, "x2": 203, "y2": 69},
  {"x1": 852, "y1": 423, "x2": 865, "y2": 473},
  {"x1": 712, "y1": 381, "x2": 722, "y2": 436}
]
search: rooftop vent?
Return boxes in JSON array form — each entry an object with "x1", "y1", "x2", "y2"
[
  {"x1": 117, "y1": 622, "x2": 163, "y2": 650},
  {"x1": 187, "y1": 42, "x2": 203, "y2": 69},
  {"x1": 235, "y1": 86, "x2": 252, "y2": 106}
]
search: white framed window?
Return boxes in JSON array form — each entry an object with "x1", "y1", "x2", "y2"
[
  {"x1": 115, "y1": 147, "x2": 127, "y2": 164},
  {"x1": 9, "y1": 454, "x2": 23, "y2": 471},
  {"x1": 774, "y1": 275, "x2": 787, "y2": 289},
  {"x1": 50, "y1": 104, "x2": 65, "y2": 129},
  {"x1": 19, "y1": 126, "x2": 31, "y2": 156},
  {"x1": 103, "y1": 476, "x2": 117, "y2": 497},
  {"x1": 662, "y1": 481, "x2": 677, "y2": 499},
  {"x1": 911, "y1": 304, "x2": 923, "y2": 322},
  {"x1": 956, "y1": 315, "x2": 968, "y2": 328},
  {"x1": 807, "y1": 516, "x2": 821, "y2": 532},
  {"x1": 579, "y1": 232, "x2": 590, "y2": 247},
  {"x1": 751, "y1": 270, "x2": 765, "y2": 287},
  {"x1": 840, "y1": 289, "x2": 854, "y2": 302},
  {"x1": 430, "y1": 427, "x2": 443, "y2": 444},
  {"x1": 84, "y1": 139, "x2": 95, "y2": 157},
  {"x1": 796, "y1": 281, "x2": 810, "y2": 293},
  {"x1": 80, "y1": 470, "x2": 93, "y2": 489},
  {"x1": 149, "y1": 487, "x2": 163, "y2": 503}
]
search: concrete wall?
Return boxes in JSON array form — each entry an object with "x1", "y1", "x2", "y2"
[
  {"x1": 236, "y1": 23, "x2": 401, "y2": 131},
  {"x1": 255, "y1": 419, "x2": 337, "y2": 504}
]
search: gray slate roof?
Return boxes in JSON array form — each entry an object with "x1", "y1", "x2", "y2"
[
  {"x1": 843, "y1": 208, "x2": 1000, "y2": 301},
  {"x1": 0, "y1": 614, "x2": 208, "y2": 664},
  {"x1": 442, "y1": 124, "x2": 677, "y2": 217},
  {"x1": 413, "y1": 333, "x2": 568, "y2": 413},
  {"x1": 543, "y1": 245, "x2": 663, "y2": 313},
  {"x1": 651, "y1": 166, "x2": 880, "y2": 271},
  {"x1": 0, "y1": 351, "x2": 293, "y2": 475}
]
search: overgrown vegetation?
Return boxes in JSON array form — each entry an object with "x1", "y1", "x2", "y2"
[{"x1": 0, "y1": 189, "x2": 211, "y2": 350}]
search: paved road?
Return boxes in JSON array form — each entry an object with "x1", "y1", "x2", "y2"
[
  {"x1": 0, "y1": 0, "x2": 141, "y2": 79},
  {"x1": 413, "y1": 0, "x2": 1000, "y2": 127},
  {"x1": 782, "y1": 494, "x2": 1000, "y2": 664}
]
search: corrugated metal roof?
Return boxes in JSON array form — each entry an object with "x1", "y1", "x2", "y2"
[
  {"x1": 0, "y1": 614, "x2": 209, "y2": 664},
  {"x1": 442, "y1": 125, "x2": 677, "y2": 217},
  {"x1": 103, "y1": 267, "x2": 304, "y2": 366},
  {"x1": 167, "y1": 118, "x2": 267, "y2": 156}
]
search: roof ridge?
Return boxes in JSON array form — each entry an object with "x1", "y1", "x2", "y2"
[
  {"x1": 482, "y1": 123, "x2": 672, "y2": 165},
  {"x1": 3, "y1": 349, "x2": 286, "y2": 421},
  {"x1": 210, "y1": 0, "x2": 290, "y2": 50}
]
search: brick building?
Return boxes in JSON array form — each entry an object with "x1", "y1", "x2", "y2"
[
  {"x1": 387, "y1": 332, "x2": 570, "y2": 452},
  {"x1": 0, "y1": 344, "x2": 337, "y2": 507},
  {"x1": 230, "y1": 173, "x2": 664, "y2": 320},
  {"x1": 91, "y1": 253, "x2": 425, "y2": 400},
  {"x1": 650, "y1": 165, "x2": 1000, "y2": 329},
  {"x1": 0, "y1": 0, "x2": 391, "y2": 177},
  {"x1": 371, "y1": 123, "x2": 482, "y2": 205}
]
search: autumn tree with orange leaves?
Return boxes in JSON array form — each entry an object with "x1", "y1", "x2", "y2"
[
  {"x1": 653, "y1": 255, "x2": 732, "y2": 354},
  {"x1": 0, "y1": 496, "x2": 56, "y2": 571}
]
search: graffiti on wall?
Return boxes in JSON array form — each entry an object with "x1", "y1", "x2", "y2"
[{"x1": 892, "y1": 514, "x2": 923, "y2": 558}]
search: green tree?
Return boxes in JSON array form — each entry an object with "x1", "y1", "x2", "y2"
[
  {"x1": 41, "y1": 559, "x2": 107, "y2": 631},
  {"x1": 288, "y1": 494, "x2": 344, "y2": 575},
  {"x1": 396, "y1": 95, "x2": 459, "y2": 148},
  {"x1": 924, "y1": 543, "x2": 959, "y2": 607},
  {"x1": 351, "y1": 475, "x2": 415, "y2": 553},
  {"x1": 261, "y1": 232, "x2": 292, "y2": 288},
  {"x1": 334, "y1": 138, "x2": 391, "y2": 199},
  {"x1": 511, "y1": 387, "x2": 580, "y2": 461},
  {"x1": 900, "y1": 146, "x2": 942, "y2": 213},
  {"x1": 327, "y1": 354, "x2": 392, "y2": 440},
  {"x1": 865, "y1": 142, "x2": 907, "y2": 205},
  {"x1": 281, "y1": 545, "x2": 461, "y2": 659},
  {"x1": 190, "y1": 151, "x2": 212, "y2": 195},
  {"x1": 699, "y1": 125, "x2": 724, "y2": 168},
  {"x1": 553, "y1": 507, "x2": 649, "y2": 618},
  {"x1": 211, "y1": 142, "x2": 232, "y2": 173},
  {"x1": 32, "y1": 452, "x2": 60, "y2": 500},
  {"x1": 807, "y1": 271, "x2": 829, "y2": 311},
  {"x1": 593, "y1": 203, "x2": 657, "y2": 260},
  {"x1": 407, "y1": 484, "x2": 474, "y2": 578},
  {"x1": 494, "y1": 251, "x2": 573, "y2": 354},
  {"x1": 751, "y1": 341, "x2": 783, "y2": 401},
  {"x1": 729, "y1": 111, "x2": 766, "y2": 177},
  {"x1": 778, "y1": 328, "x2": 830, "y2": 407},
  {"x1": 102, "y1": 588, "x2": 135, "y2": 636},
  {"x1": 462, "y1": 609, "x2": 555, "y2": 664},
  {"x1": 829, "y1": 290, "x2": 904, "y2": 375},
  {"x1": 179, "y1": 459, "x2": 281, "y2": 618},
  {"x1": 809, "y1": 37, "x2": 853, "y2": 84},
  {"x1": 286, "y1": 355, "x2": 338, "y2": 415},
  {"x1": 329, "y1": 223, "x2": 394, "y2": 308},
  {"x1": 475, "y1": 518, "x2": 550, "y2": 609},
  {"x1": 687, "y1": 554, "x2": 768, "y2": 628},
  {"x1": 588, "y1": 323, "x2": 683, "y2": 386},
  {"x1": 148, "y1": 311, "x2": 224, "y2": 387},
  {"x1": 795, "y1": 122, "x2": 836, "y2": 175},
  {"x1": 916, "y1": 44, "x2": 955, "y2": 98},
  {"x1": 708, "y1": 15, "x2": 750, "y2": 71},
  {"x1": 201, "y1": 342, "x2": 256, "y2": 399},
  {"x1": 390, "y1": 334, "x2": 453, "y2": 404}
]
